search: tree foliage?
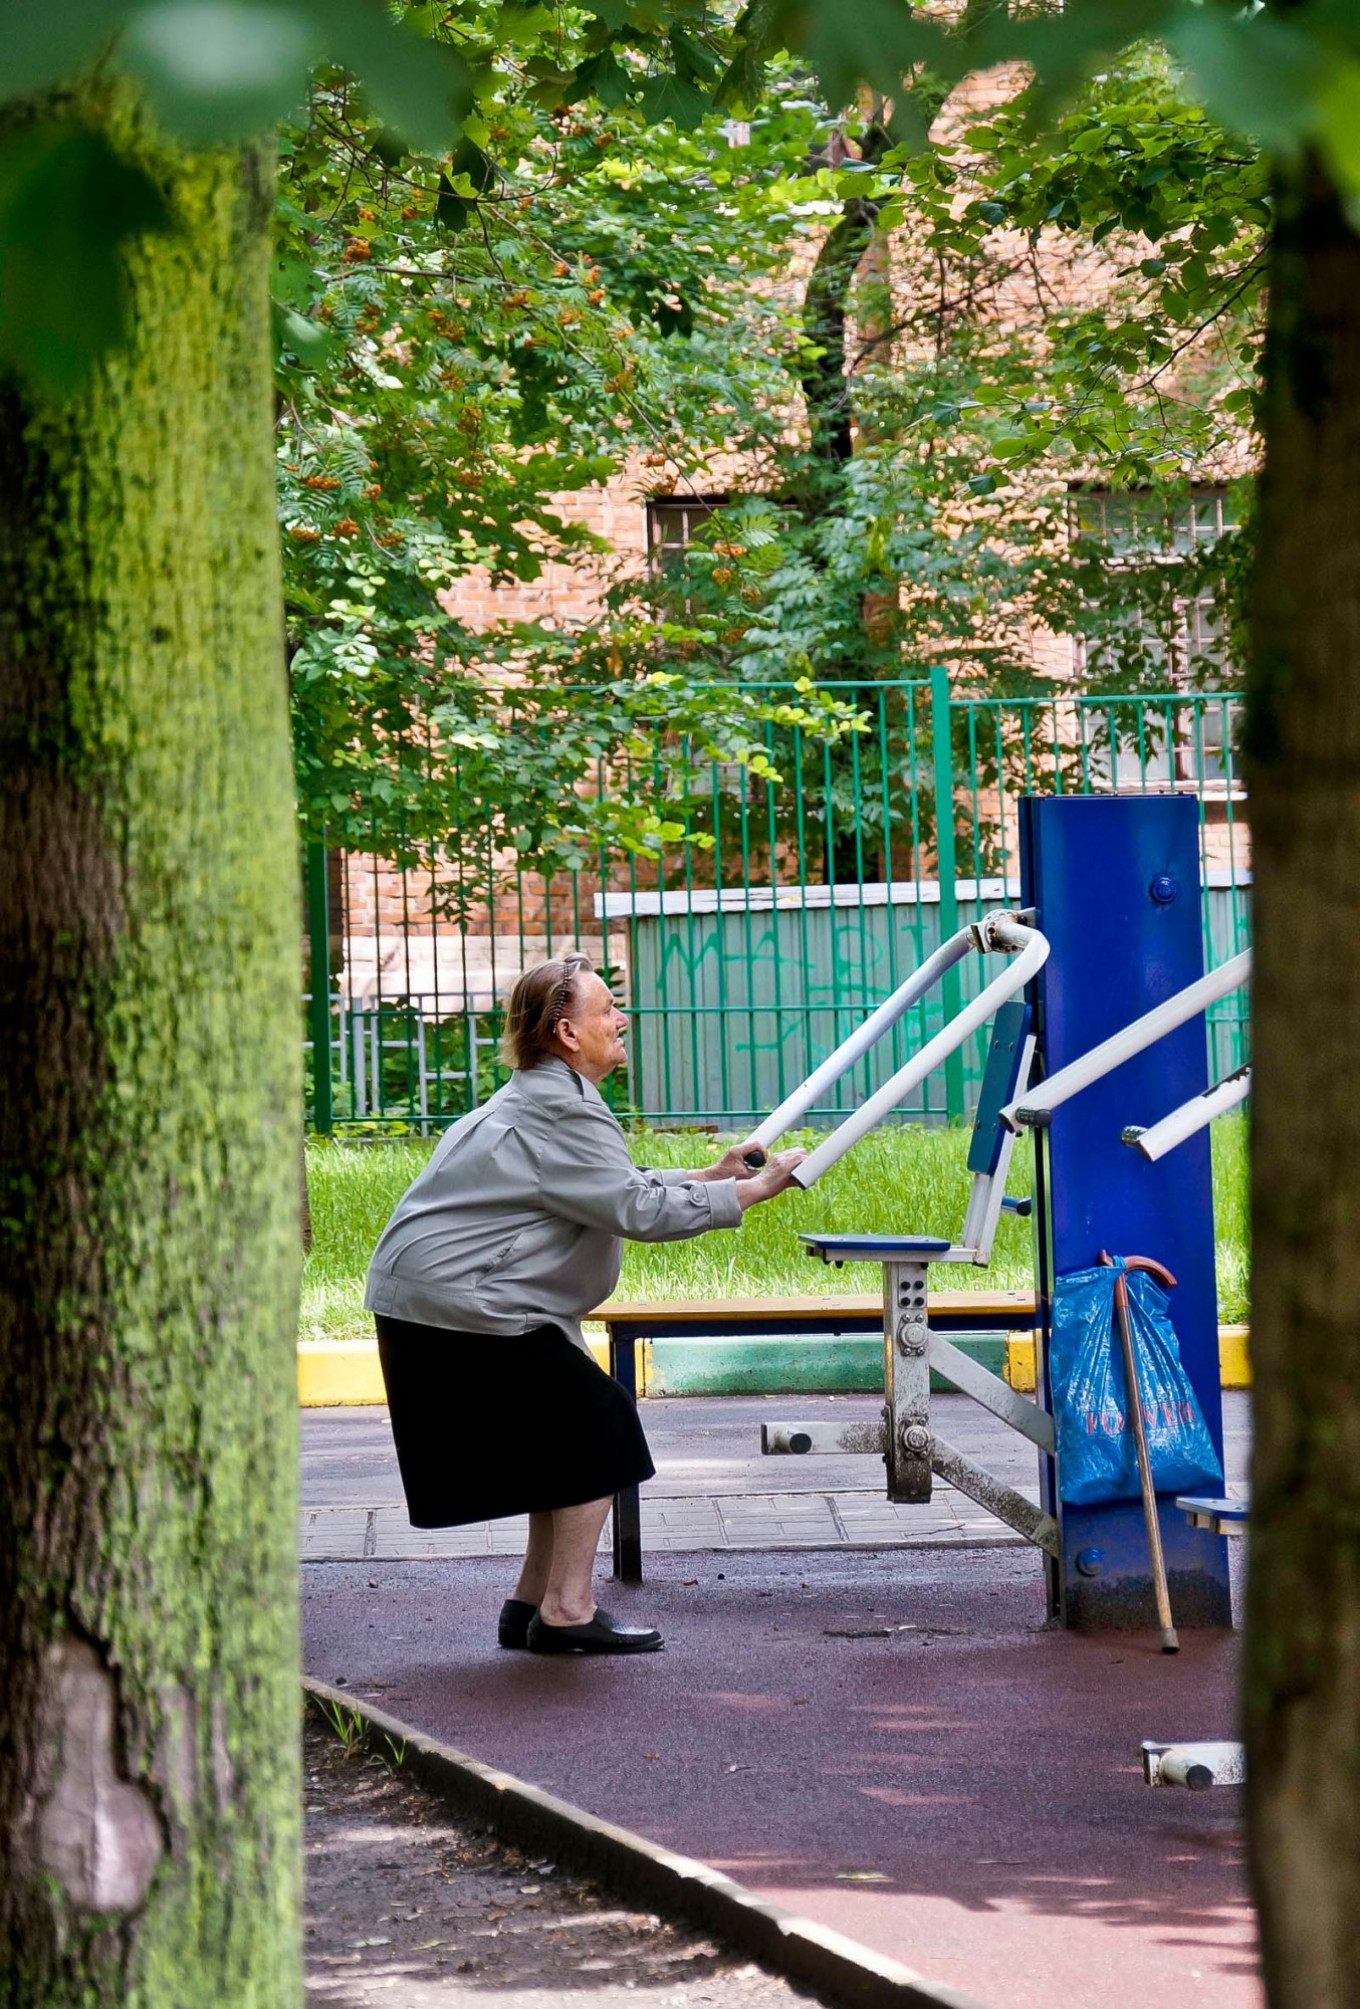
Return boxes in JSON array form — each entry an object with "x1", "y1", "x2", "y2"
[
  {"x1": 277, "y1": 33, "x2": 1266, "y2": 900},
  {"x1": 277, "y1": 45, "x2": 877, "y2": 886}
]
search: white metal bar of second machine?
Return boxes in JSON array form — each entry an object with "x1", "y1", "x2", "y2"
[
  {"x1": 1122, "y1": 1066, "x2": 1251, "y2": 1162},
  {"x1": 1001, "y1": 948, "x2": 1251, "y2": 1132}
]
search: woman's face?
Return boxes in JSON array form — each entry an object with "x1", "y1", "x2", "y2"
[{"x1": 554, "y1": 973, "x2": 628, "y2": 1083}]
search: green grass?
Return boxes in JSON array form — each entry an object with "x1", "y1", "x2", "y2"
[{"x1": 301, "y1": 1115, "x2": 1249, "y2": 1344}]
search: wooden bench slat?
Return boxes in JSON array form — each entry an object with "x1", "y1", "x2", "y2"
[{"x1": 593, "y1": 1290, "x2": 1036, "y2": 1323}]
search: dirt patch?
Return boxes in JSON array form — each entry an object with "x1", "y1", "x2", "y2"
[{"x1": 304, "y1": 1717, "x2": 817, "y2": 2006}]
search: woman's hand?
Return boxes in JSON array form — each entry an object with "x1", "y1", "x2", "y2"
[
  {"x1": 711, "y1": 1137, "x2": 773, "y2": 1182},
  {"x1": 736, "y1": 1148, "x2": 808, "y2": 1210}
]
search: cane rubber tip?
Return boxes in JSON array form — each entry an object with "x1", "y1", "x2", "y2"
[{"x1": 1160, "y1": 1634, "x2": 1180, "y2": 1655}]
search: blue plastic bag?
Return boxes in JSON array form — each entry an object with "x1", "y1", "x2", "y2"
[{"x1": 1049, "y1": 1259, "x2": 1223, "y2": 1506}]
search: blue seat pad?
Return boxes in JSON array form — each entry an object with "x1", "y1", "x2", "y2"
[
  {"x1": 800, "y1": 1233, "x2": 953, "y2": 1259},
  {"x1": 1177, "y1": 1494, "x2": 1250, "y2": 1522}
]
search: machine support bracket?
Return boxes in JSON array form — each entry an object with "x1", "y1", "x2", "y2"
[
  {"x1": 929, "y1": 1434, "x2": 1060, "y2": 1556},
  {"x1": 928, "y1": 1333, "x2": 1055, "y2": 1452},
  {"x1": 766, "y1": 1260, "x2": 1059, "y2": 1557},
  {"x1": 1141, "y1": 1740, "x2": 1245, "y2": 1789},
  {"x1": 884, "y1": 1261, "x2": 933, "y2": 1502}
]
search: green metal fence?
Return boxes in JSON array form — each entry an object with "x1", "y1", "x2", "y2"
[{"x1": 304, "y1": 673, "x2": 1250, "y2": 1134}]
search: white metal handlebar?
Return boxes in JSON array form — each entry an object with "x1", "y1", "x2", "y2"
[
  {"x1": 1001, "y1": 948, "x2": 1252, "y2": 1133},
  {"x1": 789, "y1": 916, "x2": 1050, "y2": 1190},
  {"x1": 742, "y1": 926, "x2": 978, "y2": 1162},
  {"x1": 1122, "y1": 1065, "x2": 1251, "y2": 1163}
]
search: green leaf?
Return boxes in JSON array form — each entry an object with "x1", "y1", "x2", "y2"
[
  {"x1": 0, "y1": 123, "x2": 170, "y2": 396},
  {"x1": 635, "y1": 71, "x2": 711, "y2": 132},
  {"x1": 977, "y1": 0, "x2": 1178, "y2": 112},
  {"x1": 121, "y1": 2, "x2": 317, "y2": 142},
  {"x1": 1316, "y1": 59, "x2": 1360, "y2": 197},
  {"x1": 273, "y1": 248, "x2": 316, "y2": 308},
  {"x1": 306, "y1": 0, "x2": 472, "y2": 153},
  {"x1": 435, "y1": 137, "x2": 496, "y2": 231},
  {"x1": 1165, "y1": 10, "x2": 1322, "y2": 155},
  {"x1": 1, "y1": 0, "x2": 132, "y2": 101},
  {"x1": 580, "y1": 0, "x2": 631, "y2": 27},
  {"x1": 273, "y1": 300, "x2": 335, "y2": 370},
  {"x1": 670, "y1": 27, "x2": 720, "y2": 85},
  {"x1": 714, "y1": 39, "x2": 765, "y2": 113},
  {"x1": 796, "y1": 0, "x2": 959, "y2": 117},
  {"x1": 567, "y1": 49, "x2": 630, "y2": 109}
]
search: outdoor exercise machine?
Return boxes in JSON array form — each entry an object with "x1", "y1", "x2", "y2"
[
  {"x1": 760, "y1": 793, "x2": 1240, "y2": 1633},
  {"x1": 756, "y1": 909, "x2": 1060, "y2": 1546},
  {"x1": 991, "y1": 942, "x2": 1250, "y2": 1639},
  {"x1": 1139, "y1": 1492, "x2": 1250, "y2": 1786},
  {"x1": 738, "y1": 910, "x2": 1049, "y2": 1194}
]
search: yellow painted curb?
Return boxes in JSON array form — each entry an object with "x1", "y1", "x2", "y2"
[
  {"x1": 297, "y1": 1341, "x2": 385, "y2": 1407},
  {"x1": 1004, "y1": 1336, "x2": 1037, "y2": 1393},
  {"x1": 1218, "y1": 1324, "x2": 1251, "y2": 1388},
  {"x1": 301, "y1": 1328, "x2": 1249, "y2": 1407},
  {"x1": 1006, "y1": 1326, "x2": 1251, "y2": 1394},
  {"x1": 296, "y1": 1337, "x2": 646, "y2": 1405}
]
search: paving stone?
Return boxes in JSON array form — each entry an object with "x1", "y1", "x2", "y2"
[{"x1": 300, "y1": 1485, "x2": 1035, "y2": 1561}]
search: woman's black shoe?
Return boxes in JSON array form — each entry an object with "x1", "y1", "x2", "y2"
[
  {"x1": 526, "y1": 1608, "x2": 663, "y2": 1655},
  {"x1": 498, "y1": 1597, "x2": 538, "y2": 1649}
]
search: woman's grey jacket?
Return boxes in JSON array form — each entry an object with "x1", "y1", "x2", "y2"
[{"x1": 365, "y1": 1058, "x2": 742, "y2": 1350}]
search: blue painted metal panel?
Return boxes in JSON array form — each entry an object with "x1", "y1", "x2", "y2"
[
  {"x1": 968, "y1": 1000, "x2": 1032, "y2": 1176},
  {"x1": 1021, "y1": 795, "x2": 1231, "y2": 1630}
]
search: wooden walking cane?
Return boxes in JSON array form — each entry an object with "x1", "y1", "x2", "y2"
[{"x1": 1098, "y1": 1251, "x2": 1180, "y2": 1654}]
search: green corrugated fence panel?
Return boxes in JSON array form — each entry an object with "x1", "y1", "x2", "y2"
[{"x1": 644, "y1": 1331, "x2": 1008, "y2": 1395}]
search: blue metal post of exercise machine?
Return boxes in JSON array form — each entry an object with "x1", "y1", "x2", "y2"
[{"x1": 1020, "y1": 793, "x2": 1232, "y2": 1630}]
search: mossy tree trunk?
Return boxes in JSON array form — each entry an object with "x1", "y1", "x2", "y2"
[
  {"x1": 1244, "y1": 151, "x2": 1360, "y2": 2008},
  {"x1": 0, "y1": 99, "x2": 302, "y2": 2008}
]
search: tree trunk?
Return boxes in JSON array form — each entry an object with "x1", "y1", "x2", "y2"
[
  {"x1": 1244, "y1": 152, "x2": 1360, "y2": 2008},
  {"x1": 0, "y1": 96, "x2": 302, "y2": 2008},
  {"x1": 792, "y1": 119, "x2": 892, "y2": 489}
]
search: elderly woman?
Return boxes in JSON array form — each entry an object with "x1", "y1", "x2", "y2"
[{"x1": 365, "y1": 951, "x2": 804, "y2": 1657}]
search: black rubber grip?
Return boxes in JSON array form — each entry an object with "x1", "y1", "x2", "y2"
[{"x1": 742, "y1": 1148, "x2": 768, "y2": 1170}]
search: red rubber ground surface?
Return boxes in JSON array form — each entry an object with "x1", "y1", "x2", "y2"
[{"x1": 304, "y1": 1544, "x2": 1257, "y2": 2009}]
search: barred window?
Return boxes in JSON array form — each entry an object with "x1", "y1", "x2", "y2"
[
  {"x1": 645, "y1": 495, "x2": 727, "y2": 567},
  {"x1": 1068, "y1": 486, "x2": 1244, "y2": 792}
]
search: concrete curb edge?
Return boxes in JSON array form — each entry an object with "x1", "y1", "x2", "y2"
[{"x1": 303, "y1": 1674, "x2": 989, "y2": 2009}]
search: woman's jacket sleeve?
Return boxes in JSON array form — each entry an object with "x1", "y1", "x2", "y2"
[{"x1": 536, "y1": 1106, "x2": 742, "y2": 1242}]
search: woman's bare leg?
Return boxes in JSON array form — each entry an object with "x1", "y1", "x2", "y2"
[
  {"x1": 511, "y1": 1511, "x2": 555, "y2": 1606},
  {"x1": 537, "y1": 1496, "x2": 611, "y2": 1626}
]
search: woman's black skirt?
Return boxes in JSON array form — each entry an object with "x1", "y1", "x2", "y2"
[{"x1": 373, "y1": 1315, "x2": 655, "y2": 1528}]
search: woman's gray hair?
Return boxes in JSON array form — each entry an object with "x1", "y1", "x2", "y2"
[{"x1": 501, "y1": 952, "x2": 595, "y2": 1070}]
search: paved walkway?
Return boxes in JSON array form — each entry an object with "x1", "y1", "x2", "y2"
[
  {"x1": 302, "y1": 1393, "x2": 1256, "y2": 2009},
  {"x1": 302, "y1": 1391, "x2": 1249, "y2": 1560}
]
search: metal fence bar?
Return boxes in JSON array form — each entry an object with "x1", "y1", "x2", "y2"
[
  {"x1": 930, "y1": 664, "x2": 965, "y2": 1123},
  {"x1": 303, "y1": 677, "x2": 1250, "y2": 1136},
  {"x1": 305, "y1": 842, "x2": 334, "y2": 1135}
]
